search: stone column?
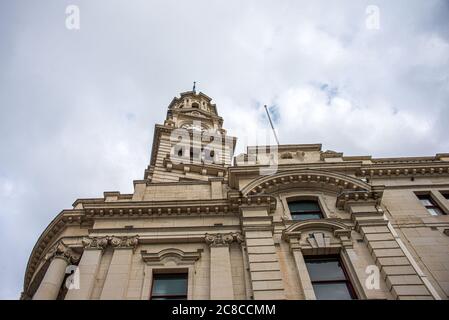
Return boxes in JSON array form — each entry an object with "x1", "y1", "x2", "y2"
[
  {"x1": 205, "y1": 233, "x2": 239, "y2": 300},
  {"x1": 100, "y1": 236, "x2": 138, "y2": 300},
  {"x1": 33, "y1": 242, "x2": 80, "y2": 300},
  {"x1": 65, "y1": 236, "x2": 108, "y2": 300}
]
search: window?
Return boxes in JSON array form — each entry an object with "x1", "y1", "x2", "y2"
[
  {"x1": 416, "y1": 194, "x2": 444, "y2": 216},
  {"x1": 441, "y1": 192, "x2": 449, "y2": 200},
  {"x1": 288, "y1": 200, "x2": 323, "y2": 221},
  {"x1": 151, "y1": 273, "x2": 188, "y2": 300},
  {"x1": 304, "y1": 256, "x2": 357, "y2": 300}
]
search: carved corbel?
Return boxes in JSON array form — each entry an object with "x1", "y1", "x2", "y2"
[
  {"x1": 282, "y1": 231, "x2": 302, "y2": 252},
  {"x1": 334, "y1": 229, "x2": 353, "y2": 248}
]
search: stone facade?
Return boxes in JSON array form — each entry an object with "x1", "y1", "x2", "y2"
[{"x1": 22, "y1": 91, "x2": 449, "y2": 300}]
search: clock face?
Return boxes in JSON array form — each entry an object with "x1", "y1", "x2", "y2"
[{"x1": 181, "y1": 123, "x2": 204, "y2": 131}]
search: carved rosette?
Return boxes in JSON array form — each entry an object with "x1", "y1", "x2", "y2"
[
  {"x1": 82, "y1": 236, "x2": 109, "y2": 250},
  {"x1": 205, "y1": 232, "x2": 244, "y2": 247},
  {"x1": 45, "y1": 241, "x2": 80, "y2": 264}
]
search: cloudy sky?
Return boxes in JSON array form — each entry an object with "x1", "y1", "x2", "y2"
[{"x1": 1, "y1": 0, "x2": 448, "y2": 299}]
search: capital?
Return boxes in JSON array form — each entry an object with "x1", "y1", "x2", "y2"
[
  {"x1": 82, "y1": 236, "x2": 109, "y2": 250},
  {"x1": 45, "y1": 241, "x2": 80, "y2": 264},
  {"x1": 205, "y1": 232, "x2": 244, "y2": 247},
  {"x1": 109, "y1": 235, "x2": 139, "y2": 249}
]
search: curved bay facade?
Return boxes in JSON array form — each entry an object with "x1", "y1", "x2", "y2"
[{"x1": 22, "y1": 91, "x2": 449, "y2": 300}]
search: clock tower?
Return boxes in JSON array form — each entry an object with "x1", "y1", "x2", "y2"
[{"x1": 145, "y1": 91, "x2": 237, "y2": 183}]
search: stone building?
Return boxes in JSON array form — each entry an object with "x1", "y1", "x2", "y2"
[{"x1": 22, "y1": 91, "x2": 449, "y2": 300}]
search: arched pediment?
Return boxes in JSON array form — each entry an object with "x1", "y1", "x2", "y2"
[
  {"x1": 141, "y1": 248, "x2": 202, "y2": 266},
  {"x1": 241, "y1": 169, "x2": 372, "y2": 197},
  {"x1": 284, "y1": 219, "x2": 350, "y2": 234},
  {"x1": 282, "y1": 219, "x2": 353, "y2": 253}
]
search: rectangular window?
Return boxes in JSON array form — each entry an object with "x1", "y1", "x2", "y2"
[
  {"x1": 304, "y1": 256, "x2": 357, "y2": 300},
  {"x1": 416, "y1": 194, "x2": 444, "y2": 216},
  {"x1": 288, "y1": 200, "x2": 323, "y2": 221},
  {"x1": 150, "y1": 273, "x2": 188, "y2": 300}
]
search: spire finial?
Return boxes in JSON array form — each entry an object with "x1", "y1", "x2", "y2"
[{"x1": 193, "y1": 81, "x2": 196, "y2": 93}]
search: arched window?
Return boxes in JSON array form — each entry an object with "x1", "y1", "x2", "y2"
[
  {"x1": 288, "y1": 200, "x2": 323, "y2": 221},
  {"x1": 191, "y1": 102, "x2": 199, "y2": 108}
]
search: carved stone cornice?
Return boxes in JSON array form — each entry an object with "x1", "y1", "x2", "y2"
[
  {"x1": 45, "y1": 241, "x2": 80, "y2": 264},
  {"x1": 205, "y1": 232, "x2": 244, "y2": 247},
  {"x1": 359, "y1": 163, "x2": 449, "y2": 178},
  {"x1": 82, "y1": 236, "x2": 109, "y2": 250},
  {"x1": 84, "y1": 200, "x2": 237, "y2": 218}
]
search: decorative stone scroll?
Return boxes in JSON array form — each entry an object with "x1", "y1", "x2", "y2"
[
  {"x1": 45, "y1": 241, "x2": 80, "y2": 264},
  {"x1": 204, "y1": 232, "x2": 244, "y2": 247}
]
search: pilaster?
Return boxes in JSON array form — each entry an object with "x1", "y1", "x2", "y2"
[
  {"x1": 349, "y1": 201, "x2": 434, "y2": 299},
  {"x1": 241, "y1": 206, "x2": 285, "y2": 300},
  {"x1": 205, "y1": 232, "x2": 242, "y2": 300},
  {"x1": 65, "y1": 236, "x2": 108, "y2": 300},
  {"x1": 100, "y1": 236, "x2": 138, "y2": 300}
]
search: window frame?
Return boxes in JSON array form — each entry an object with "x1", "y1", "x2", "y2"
[
  {"x1": 150, "y1": 272, "x2": 189, "y2": 300},
  {"x1": 288, "y1": 199, "x2": 324, "y2": 221},
  {"x1": 280, "y1": 193, "x2": 334, "y2": 220},
  {"x1": 416, "y1": 193, "x2": 445, "y2": 216},
  {"x1": 440, "y1": 191, "x2": 449, "y2": 200},
  {"x1": 304, "y1": 255, "x2": 358, "y2": 300}
]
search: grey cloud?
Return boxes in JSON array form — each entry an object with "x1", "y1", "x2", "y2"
[{"x1": 0, "y1": 0, "x2": 448, "y2": 298}]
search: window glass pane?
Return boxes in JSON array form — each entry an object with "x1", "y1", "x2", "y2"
[
  {"x1": 427, "y1": 208, "x2": 442, "y2": 216},
  {"x1": 152, "y1": 274, "x2": 187, "y2": 296},
  {"x1": 305, "y1": 258, "x2": 347, "y2": 282},
  {"x1": 288, "y1": 201, "x2": 320, "y2": 212},
  {"x1": 292, "y1": 213, "x2": 322, "y2": 221},
  {"x1": 151, "y1": 297, "x2": 187, "y2": 300},
  {"x1": 419, "y1": 199, "x2": 433, "y2": 206},
  {"x1": 312, "y1": 283, "x2": 354, "y2": 300}
]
